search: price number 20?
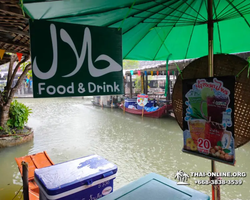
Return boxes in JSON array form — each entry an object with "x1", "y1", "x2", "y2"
[{"x1": 198, "y1": 138, "x2": 211, "y2": 150}]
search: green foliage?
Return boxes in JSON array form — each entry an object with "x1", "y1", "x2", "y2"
[
  {"x1": 7, "y1": 100, "x2": 32, "y2": 129},
  {"x1": 123, "y1": 60, "x2": 139, "y2": 70},
  {"x1": 20, "y1": 61, "x2": 32, "y2": 78},
  {"x1": 0, "y1": 125, "x2": 13, "y2": 135},
  {"x1": 134, "y1": 76, "x2": 141, "y2": 90}
]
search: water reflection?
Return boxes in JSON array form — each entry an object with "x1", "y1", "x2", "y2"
[{"x1": 0, "y1": 98, "x2": 249, "y2": 199}]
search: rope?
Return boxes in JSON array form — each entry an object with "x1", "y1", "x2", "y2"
[
  {"x1": 236, "y1": 57, "x2": 250, "y2": 78},
  {"x1": 165, "y1": 54, "x2": 171, "y2": 97},
  {"x1": 19, "y1": 0, "x2": 25, "y2": 17},
  {"x1": 154, "y1": 28, "x2": 183, "y2": 79},
  {"x1": 118, "y1": 0, "x2": 137, "y2": 31},
  {"x1": 12, "y1": 186, "x2": 23, "y2": 200}
]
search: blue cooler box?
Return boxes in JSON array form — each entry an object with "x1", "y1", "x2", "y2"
[
  {"x1": 100, "y1": 173, "x2": 210, "y2": 200},
  {"x1": 124, "y1": 99, "x2": 137, "y2": 108},
  {"x1": 34, "y1": 155, "x2": 117, "y2": 200}
]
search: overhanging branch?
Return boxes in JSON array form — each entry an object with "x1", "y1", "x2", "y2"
[
  {"x1": 9, "y1": 56, "x2": 30, "y2": 92},
  {"x1": 7, "y1": 63, "x2": 31, "y2": 106}
]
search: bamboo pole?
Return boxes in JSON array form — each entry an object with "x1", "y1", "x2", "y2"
[
  {"x1": 22, "y1": 161, "x2": 29, "y2": 200},
  {"x1": 123, "y1": 101, "x2": 125, "y2": 113},
  {"x1": 208, "y1": 0, "x2": 219, "y2": 200}
]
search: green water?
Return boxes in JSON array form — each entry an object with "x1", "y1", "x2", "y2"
[{"x1": 0, "y1": 98, "x2": 249, "y2": 200}]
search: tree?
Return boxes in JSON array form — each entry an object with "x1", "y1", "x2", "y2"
[
  {"x1": 0, "y1": 54, "x2": 31, "y2": 127},
  {"x1": 123, "y1": 60, "x2": 139, "y2": 70}
]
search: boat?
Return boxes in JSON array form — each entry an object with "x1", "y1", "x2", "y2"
[
  {"x1": 119, "y1": 103, "x2": 173, "y2": 118},
  {"x1": 15, "y1": 151, "x2": 54, "y2": 200},
  {"x1": 91, "y1": 96, "x2": 119, "y2": 108},
  {"x1": 91, "y1": 100, "x2": 118, "y2": 108}
]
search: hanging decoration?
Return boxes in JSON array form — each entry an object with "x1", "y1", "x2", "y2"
[
  {"x1": 157, "y1": 71, "x2": 159, "y2": 76},
  {"x1": 130, "y1": 70, "x2": 133, "y2": 76},
  {"x1": 16, "y1": 53, "x2": 23, "y2": 62},
  {"x1": 138, "y1": 71, "x2": 141, "y2": 76},
  {"x1": 151, "y1": 71, "x2": 153, "y2": 76},
  {"x1": 0, "y1": 49, "x2": 5, "y2": 60},
  {"x1": 168, "y1": 71, "x2": 170, "y2": 76},
  {"x1": 144, "y1": 71, "x2": 147, "y2": 76}
]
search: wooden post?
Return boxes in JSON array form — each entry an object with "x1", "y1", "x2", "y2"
[
  {"x1": 129, "y1": 74, "x2": 132, "y2": 98},
  {"x1": 22, "y1": 161, "x2": 29, "y2": 200},
  {"x1": 208, "y1": 0, "x2": 219, "y2": 200},
  {"x1": 111, "y1": 96, "x2": 113, "y2": 110},
  {"x1": 123, "y1": 75, "x2": 126, "y2": 96},
  {"x1": 142, "y1": 106, "x2": 144, "y2": 118},
  {"x1": 123, "y1": 101, "x2": 125, "y2": 113},
  {"x1": 145, "y1": 73, "x2": 148, "y2": 94}
]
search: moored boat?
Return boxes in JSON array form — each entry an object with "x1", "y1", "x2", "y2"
[
  {"x1": 91, "y1": 100, "x2": 118, "y2": 108},
  {"x1": 119, "y1": 103, "x2": 172, "y2": 118},
  {"x1": 91, "y1": 96, "x2": 120, "y2": 108}
]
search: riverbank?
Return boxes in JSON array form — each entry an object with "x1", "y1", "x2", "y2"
[{"x1": 0, "y1": 127, "x2": 34, "y2": 148}]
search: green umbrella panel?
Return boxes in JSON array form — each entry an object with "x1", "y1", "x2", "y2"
[{"x1": 22, "y1": 0, "x2": 250, "y2": 61}]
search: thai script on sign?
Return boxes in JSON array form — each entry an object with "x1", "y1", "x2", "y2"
[{"x1": 194, "y1": 78, "x2": 230, "y2": 95}]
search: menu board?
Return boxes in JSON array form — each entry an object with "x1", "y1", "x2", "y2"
[{"x1": 182, "y1": 76, "x2": 235, "y2": 165}]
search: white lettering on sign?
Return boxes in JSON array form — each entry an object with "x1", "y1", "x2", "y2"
[
  {"x1": 88, "y1": 82, "x2": 120, "y2": 93},
  {"x1": 38, "y1": 83, "x2": 45, "y2": 94},
  {"x1": 57, "y1": 85, "x2": 66, "y2": 94},
  {"x1": 88, "y1": 82, "x2": 96, "y2": 93},
  {"x1": 33, "y1": 24, "x2": 122, "y2": 80},
  {"x1": 47, "y1": 86, "x2": 56, "y2": 95},
  {"x1": 38, "y1": 82, "x2": 74, "y2": 95},
  {"x1": 37, "y1": 82, "x2": 120, "y2": 95}
]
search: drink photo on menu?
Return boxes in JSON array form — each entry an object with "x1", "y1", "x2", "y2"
[{"x1": 182, "y1": 76, "x2": 235, "y2": 165}]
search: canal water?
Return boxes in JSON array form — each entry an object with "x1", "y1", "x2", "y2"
[{"x1": 0, "y1": 98, "x2": 249, "y2": 200}]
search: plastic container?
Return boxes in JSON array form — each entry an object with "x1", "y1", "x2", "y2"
[
  {"x1": 137, "y1": 100, "x2": 155, "y2": 110},
  {"x1": 100, "y1": 173, "x2": 210, "y2": 200},
  {"x1": 124, "y1": 98, "x2": 137, "y2": 108},
  {"x1": 35, "y1": 155, "x2": 117, "y2": 200}
]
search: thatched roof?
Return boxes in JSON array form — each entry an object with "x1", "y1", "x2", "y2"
[{"x1": 0, "y1": 0, "x2": 30, "y2": 65}]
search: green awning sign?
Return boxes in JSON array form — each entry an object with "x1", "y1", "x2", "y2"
[{"x1": 30, "y1": 20, "x2": 123, "y2": 98}]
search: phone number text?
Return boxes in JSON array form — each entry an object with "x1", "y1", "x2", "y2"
[{"x1": 195, "y1": 179, "x2": 243, "y2": 185}]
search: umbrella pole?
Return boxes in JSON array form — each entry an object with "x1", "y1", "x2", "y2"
[{"x1": 208, "y1": 0, "x2": 219, "y2": 200}]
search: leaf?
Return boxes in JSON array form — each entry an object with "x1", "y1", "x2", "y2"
[
  {"x1": 217, "y1": 141, "x2": 222, "y2": 147},
  {"x1": 223, "y1": 149, "x2": 231, "y2": 153}
]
